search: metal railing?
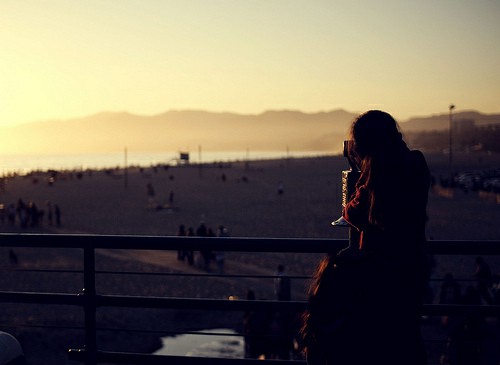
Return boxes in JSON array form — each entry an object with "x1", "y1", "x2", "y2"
[{"x1": 1, "y1": 233, "x2": 499, "y2": 364}]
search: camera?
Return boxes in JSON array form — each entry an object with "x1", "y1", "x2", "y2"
[{"x1": 331, "y1": 140, "x2": 360, "y2": 227}]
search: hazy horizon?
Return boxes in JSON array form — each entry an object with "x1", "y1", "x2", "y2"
[{"x1": 0, "y1": 108, "x2": 498, "y2": 157}]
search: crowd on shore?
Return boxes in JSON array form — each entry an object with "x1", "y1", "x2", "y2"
[
  {"x1": 0, "y1": 199, "x2": 61, "y2": 229},
  {"x1": 175, "y1": 223, "x2": 228, "y2": 273}
]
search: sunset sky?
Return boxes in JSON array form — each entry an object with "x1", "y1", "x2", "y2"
[{"x1": 1, "y1": 0, "x2": 499, "y2": 126}]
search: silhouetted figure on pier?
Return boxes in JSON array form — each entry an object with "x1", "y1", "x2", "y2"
[
  {"x1": 440, "y1": 273, "x2": 461, "y2": 306},
  {"x1": 442, "y1": 286, "x2": 485, "y2": 365},
  {"x1": 274, "y1": 264, "x2": 291, "y2": 301},
  {"x1": 493, "y1": 275, "x2": 500, "y2": 307},
  {"x1": 439, "y1": 273, "x2": 462, "y2": 337},
  {"x1": 301, "y1": 111, "x2": 430, "y2": 365},
  {"x1": 243, "y1": 290, "x2": 266, "y2": 359},
  {"x1": 8, "y1": 249, "x2": 18, "y2": 266},
  {"x1": 474, "y1": 256, "x2": 493, "y2": 305}
]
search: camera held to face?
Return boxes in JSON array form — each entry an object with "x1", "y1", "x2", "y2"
[{"x1": 331, "y1": 141, "x2": 361, "y2": 227}]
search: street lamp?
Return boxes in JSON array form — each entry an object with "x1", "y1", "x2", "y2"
[{"x1": 449, "y1": 104, "x2": 455, "y2": 178}]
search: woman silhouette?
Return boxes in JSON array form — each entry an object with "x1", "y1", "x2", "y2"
[{"x1": 302, "y1": 110, "x2": 430, "y2": 365}]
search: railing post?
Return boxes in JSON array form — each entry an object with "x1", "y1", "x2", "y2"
[{"x1": 83, "y1": 247, "x2": 97, "y2": 365}]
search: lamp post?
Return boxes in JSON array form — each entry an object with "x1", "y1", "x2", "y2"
[{"x1": 449, "y1": 104, "x2": 455, "y2": 178}]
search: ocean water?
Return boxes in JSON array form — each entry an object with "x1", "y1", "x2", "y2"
[
  {"x1": 153, "y1": 328, "x2": 244, "y2": 358},
  {"x1": 0, "y1": 150, "x2": 332, "y2": 175}
]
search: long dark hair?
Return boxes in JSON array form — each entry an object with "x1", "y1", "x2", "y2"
[{"x1": 348, "y1": 110, "x2": 409, "y2": 229}]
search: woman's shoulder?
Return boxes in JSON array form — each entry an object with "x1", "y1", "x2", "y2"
[
  {"x1": 408, "y1": 149, "x2": 426, "y2": 161},
  {"x1": 408, "y1": 149, "x2": 429, "y2": 169},
  {"x1": 407, "y1": 149, "x2": 431, "y2": 182}
]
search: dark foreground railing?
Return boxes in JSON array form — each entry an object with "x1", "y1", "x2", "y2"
[{"x1": 1, "y1": 234, "x2": 499, "y2": 365}]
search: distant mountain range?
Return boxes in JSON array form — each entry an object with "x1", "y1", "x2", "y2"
[
  {"x1": 1, "y1": 109, "x2": 498, "y2": 155},
  {"x1": 402, "y1": 110, "x2": 500, "y2": 132}
]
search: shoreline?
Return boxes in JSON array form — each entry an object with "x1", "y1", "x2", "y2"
[{"x1": 0, "y1": 150, "x2": 337, "y2": 176}]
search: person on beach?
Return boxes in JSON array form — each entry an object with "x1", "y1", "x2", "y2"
[
  {"x1": 146, "y1": 183, "x2": 156, "y2": 209},
  {"x1": 177, "y1": 224, "x2": 187, "y2": 261},
  {"x1": 301, "y1": 110, "x2": 430, "y2": 365},
  {"x1": 186, "y1": 227, "x2": 195, "y2": 265},
  {"x1": 54, "y1": 204, "x2": 61, "y2": 226},
  {"x1": 46, "y1": 201, "x2": 53, "y2": 226},
  {"x1": 214, "y1": 225, "x2": 228, "y2": 274}
]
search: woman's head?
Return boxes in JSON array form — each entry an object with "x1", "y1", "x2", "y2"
[
  {"x1": 350, "y1": 110, "x2": 402, "y2": 159},
  {"x1": 348, "y1": 111, "x2": 409, "y2": 227}
]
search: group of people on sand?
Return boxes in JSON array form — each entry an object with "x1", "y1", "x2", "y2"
[
  {"x1": 146, "y1": 182, "x2": 176, "y2": 211},
  {"x1": 0, "y1": 199, "x2": 61, "y2": 229},
  {"x1": 176, "y1": 222, "x2": 228, "y2": 273}
]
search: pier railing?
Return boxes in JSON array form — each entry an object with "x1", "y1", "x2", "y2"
[{"x1": 1, "y1": 234, "x2": 499, "y2": 364}]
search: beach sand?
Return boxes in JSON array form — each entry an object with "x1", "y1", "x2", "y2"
[{"x1": 0, "y1": 153, "x2": 499, "y2": 364}]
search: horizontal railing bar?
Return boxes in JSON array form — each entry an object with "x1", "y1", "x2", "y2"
[
  {"x1": 98, "y1": 295, "x2": 307, "y2": 312},
  {"x1": 0, "y1": 269, "x2": 83, "y2": 274},
  {"x1": 0, "y1": 267, "x2": 310, "y2": 279},
  {"x1": 0, "y1": 323, "x2": 235, "y2": 337},
  {"x1": 0, "y1": 234, "x2": 345, "y2": 252},
  {"x1": 0, "y1": 323, "x2": 84, "y2": 331},
  {"x1": 0, "y1": 267, "x2": 480, "y2": 283},
  {"x1": 425, "y1": 240, "x2": 500, "y2": 255},
  {"x1": 429, "y1": 278, "x2": 477, "y2": 283},
  {"x1": 68, "y1": 350, "x2": 307, "y2": 365},
  {"x1": 2, "y1": 290, "x2": 498, "y2": 320},
  {"x1": 95, "y1": 328, "x2": 244, "y2": 337},
  {"x1": 424, "y1": 304, "x2": 500, "y2": 316},
  {"x1": 95, "y1": 270, "x2": 311, "y2": 280},
  {"x1": 1, "y1": 233, "x2": 499, "y2": 255},
  {"x1": 0, "y1": 291, "x2": 81, "y2": 305},
  {"x1": 0, "y1": 267, "x2": 482, "y2": 284},
  {"x1": 0, "y1": 291, "x2": 304, "y2": 311}
]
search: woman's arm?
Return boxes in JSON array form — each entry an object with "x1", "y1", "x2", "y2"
[{"x1": 342, "y1": 184, "x2": 369, "y2": 232}]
